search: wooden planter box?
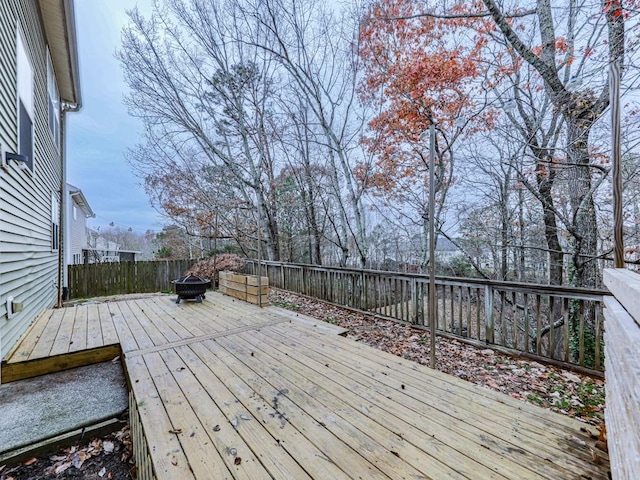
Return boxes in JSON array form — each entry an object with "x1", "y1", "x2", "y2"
[{"x1": 219, "y1": 271, "x2": 269, "y2": 307}]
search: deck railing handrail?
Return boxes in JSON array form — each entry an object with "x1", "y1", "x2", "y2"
[
  {"x1": 246, "y1": 259, "x2": 609, "y2": 375},
  {"x1": 249, "y1": 260, "x2": 609, "y2": 299}
]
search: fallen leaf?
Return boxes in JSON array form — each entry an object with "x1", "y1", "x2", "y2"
[
  {"x1": 234, "y1": 457, "x2": 242, "y2": 465},
  {"x1": 567, "y1": 436, "x2": 587, "y2": 447},
  {"x1": 103, "y1": 440, "x2": 115, "y2": 453},
  {"x1": 213, "y1": 425, "x2": 221, "y2": 432},
  {"x1": 55, "y1": 461, "x2": 72, "y2": 474},
  {"x1": 72, "y1": 451, "x2": 89, "y2": 469},
  {"x1": 169, "y1": 428, "x2": 183, "y2": 435},
  {"x1": 22, "y1": 457, "x2": 38, "y2": 466}
]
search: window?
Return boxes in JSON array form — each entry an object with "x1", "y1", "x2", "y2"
[
  {"x1": 51, "y1": 193, "x2": 60, "y2": 251},
  {"x1": 73, "y1": 205, "x2": 77, "y2": 221},
  {"x1": 47, "y1": 50, "x2": 60, "y2": 148},
  {"x1": 16, "y1": 31, "x2": 34, "y2": 172}
]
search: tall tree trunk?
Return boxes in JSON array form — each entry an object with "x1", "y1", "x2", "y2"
[
  {"x1": 565, "y1": 118, "x2": 598, "y2": 290},
  {"x1": 537, "y1": 169, "x2": 564, "y2": 285}
]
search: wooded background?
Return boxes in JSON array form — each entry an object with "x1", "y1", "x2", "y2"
[{"x1": 116, "y1": 0, "x2": 640, "y2": 292}]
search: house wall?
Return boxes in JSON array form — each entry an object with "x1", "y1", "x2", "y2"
[{"x1": 0, "y1": 1, "x2": 62, "y2": 357}]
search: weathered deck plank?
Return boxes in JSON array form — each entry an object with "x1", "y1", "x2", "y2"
[{"x1": 256, "y1": 323, "x2": 605, "y2": 479}]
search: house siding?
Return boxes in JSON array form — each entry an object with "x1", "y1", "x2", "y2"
[
  {"x1": 70, "y1": 200, "x2": 87, "y2": 261},
  {"x1": 0, "y1": 0, "x2": 63, "y2": 358}
]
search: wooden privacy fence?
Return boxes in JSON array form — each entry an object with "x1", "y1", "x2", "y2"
[
  {"x1": 247, "y1": 260, "x2": 610, "y2": 374},
  {"x1": 68, "y1": 259, "x2": 198, "y2": 299}
]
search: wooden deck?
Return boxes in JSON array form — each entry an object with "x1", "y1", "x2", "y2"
[{"x1": 2, "y1": 293, "x2": 608, "y2": 479}]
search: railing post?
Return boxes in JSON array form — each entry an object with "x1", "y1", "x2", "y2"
[
  {"x1": 280, "y1": 264, "x2": 285, "y2": 289},
  {"x1": 485, "y1": 284, "x2": 494, "y2": 344},
  {"x1": 360, "y1": 272, "x2": 369, "y2": 311},
  {"x1": 411, "y1": 278, "x2": 420, "y2": 325},
  {"x1": 302, "y1": 267, "x2": 306, "y2": 295}
]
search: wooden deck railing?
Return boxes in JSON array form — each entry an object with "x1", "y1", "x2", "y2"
[
  {"x1": 247, "y1": 260, "x2": 610, "y2": 374},
  {"x1": 68, "y1": 259, "x2": 198, "y2": 299},
  {"x1": 603, "y1": 269, "x2": 640, "y2": 479}
]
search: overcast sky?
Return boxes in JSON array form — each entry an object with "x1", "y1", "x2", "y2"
[{"x1": 67, "y1": 0, "x2": 160, "y2": 234}]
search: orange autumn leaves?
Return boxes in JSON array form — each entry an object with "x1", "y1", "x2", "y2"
[{"x1": 357, "y1": 0, "x2": 494, "y2": 193}]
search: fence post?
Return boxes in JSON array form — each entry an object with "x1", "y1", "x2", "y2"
[{"x1": 485, "y1": 284, "x2": 494, "y2": 344}]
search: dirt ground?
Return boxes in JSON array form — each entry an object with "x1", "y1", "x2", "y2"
[{"x1": 0, "y1": 425, "x2": 133, "y2": 480}]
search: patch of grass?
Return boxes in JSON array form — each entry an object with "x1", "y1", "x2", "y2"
[
  {"x1": 574, "y1": 381, "x2": 606, "y2": 421},
  {"x1": 527, "y1": 393, "x2": 544, "y2": 406},
  {"x1": 324, "y1": 316, "x2": 340, "y2": 325}
]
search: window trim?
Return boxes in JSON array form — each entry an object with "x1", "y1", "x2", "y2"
[
  {"x1": 47, "y1": 48, "x2": 60, "y2": 150},
  {"x1": 51, "y1": 192, "x2": 60, "y2": 252},
  {"x1": 16, "y1": 27, "x2": 34, "y2": 174}
]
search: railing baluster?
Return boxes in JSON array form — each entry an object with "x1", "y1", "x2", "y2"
[
  {"x1": 595, "y1": 305, "x2": 602, "y2": 370},
  {"x1": 549, "y1": 296, "x2": 556, "y2": 359},
  {"x1": 523, "y1": 293, "x2": 530, "y2": 354},
  {"x1": 458, "y1": 286, "x2": 464, "y2": 336},
  {"x1": 563, "y1": 298, "x2": 570, "y2": 363},
  {"x1": 579, "y1": 301, "x2": 585, "y2": 367},
  {"x1": 499, "y1": 290, "x2": 506, "y2": 347},
  {"x1": 511, "y1": 291, "x2": 517, "y2": 349},
  {"x1": 536, "y1": 295, "x2": 542, "y2": 356}
]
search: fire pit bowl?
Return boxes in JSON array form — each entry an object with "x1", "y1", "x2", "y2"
[{"x1": 172, "y1": 274, "x2": 210, "y2": 304}]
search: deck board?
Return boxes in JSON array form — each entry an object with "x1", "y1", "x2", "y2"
[
  {"x1": 5, "y1": 309, "x2": 56, "y2": 363},
  {"x1": 49, "y1": 307, "x2": 77, "y2": 356},
  {"x1": 254, "y1": 324, "x2": 604, "y2": 479},
  {"x1": 28, "y1": 308, "x2": 65, "y2": 360},
  {"x1": 68, "y1": 304, "x2": 89, "y2": 353},
  {"x1": 2, "y1": 292, "x2": 609, "y2": 479}
]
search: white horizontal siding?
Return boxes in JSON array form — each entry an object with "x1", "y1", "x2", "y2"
[
  {"x1": 71, "y1": 203, "x2": 87, "y2": 258},
  {"x1": 1, "y1": 0, "x2": 64, "y2": 359}
]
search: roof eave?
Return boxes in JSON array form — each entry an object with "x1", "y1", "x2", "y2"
[{"x1": 38, "y1": 0, "x2": 82, "y2": 107}]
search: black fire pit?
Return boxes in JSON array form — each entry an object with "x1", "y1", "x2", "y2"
[{"x1": 172, "y1": 274, "x2": 210, "y2": 304}]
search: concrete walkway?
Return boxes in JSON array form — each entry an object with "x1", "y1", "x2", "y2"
[{"x1": 0, "y1": 360, "x2": 128, "y2": 463}]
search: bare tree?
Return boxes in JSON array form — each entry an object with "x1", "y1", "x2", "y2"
[{"x1": 241, "y1": 0, "x2": 372, "y2": 267}]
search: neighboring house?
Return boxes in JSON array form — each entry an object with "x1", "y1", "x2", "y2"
[
  {"x1": 0, "y1": 1, "x2": 81, "y2": 358},
  {"x1": 85, "y1": 229, "x2": 139, "y2": 264},
  {"x1": 65, "y1": 183, "x2": 95, "y2": 266},
  {"x1": 435, "y1": 238, "x2": 463, "y2": 263}
]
